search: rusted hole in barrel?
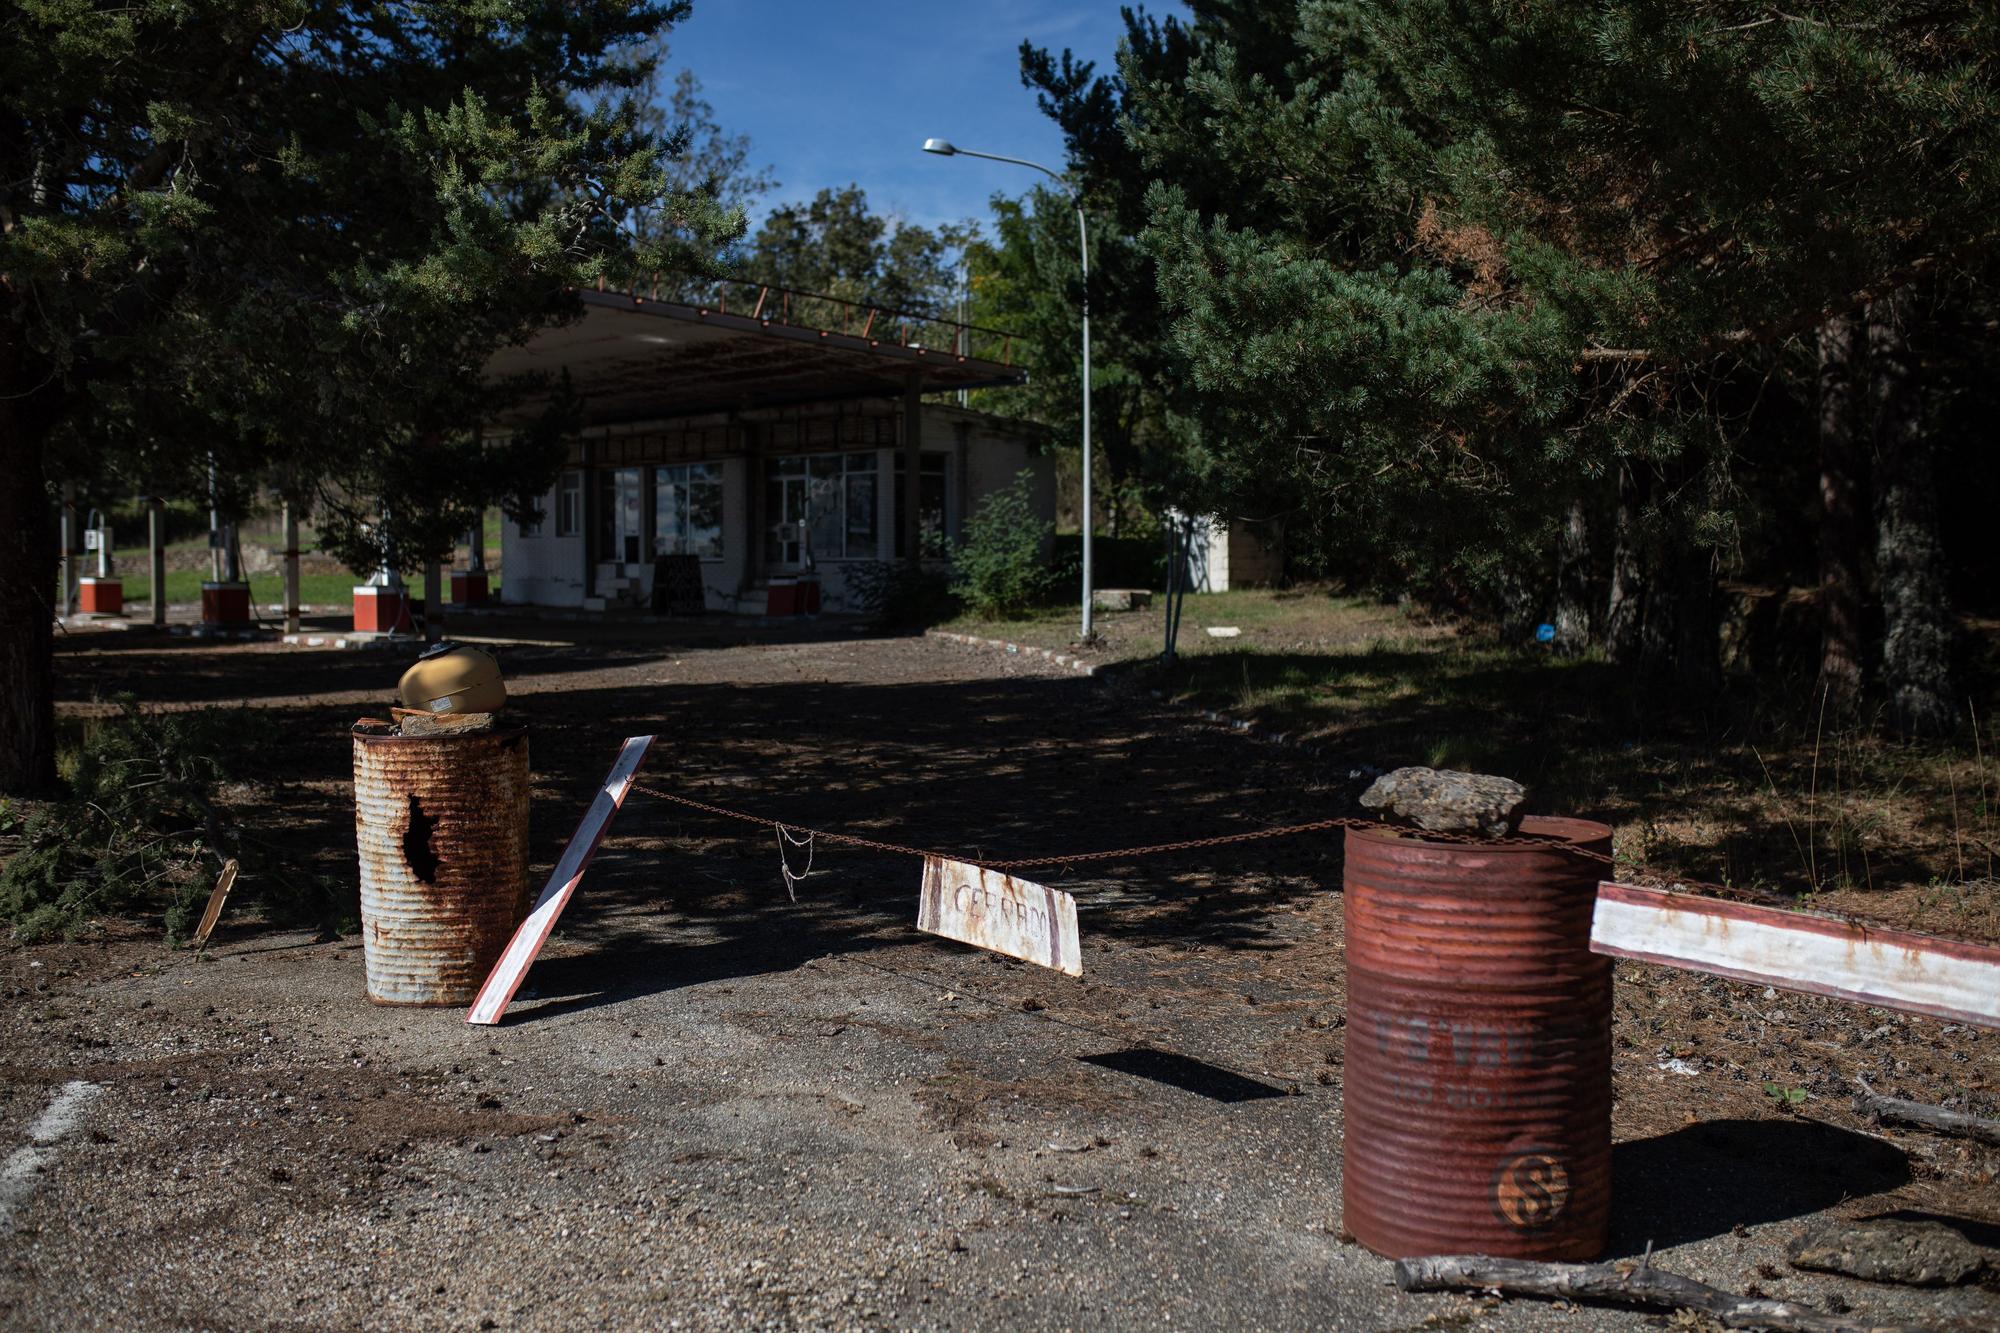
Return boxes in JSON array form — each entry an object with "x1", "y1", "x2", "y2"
[
  {"x1": 402, "y1": 795, "x2": 440, "y2": 884},
  {"x1": 352, "y1": 722, "x2": 531, "y2": 1006}
]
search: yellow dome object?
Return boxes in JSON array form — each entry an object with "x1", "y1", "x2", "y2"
[{"x1": 398, "y1": 642, "x2": 506, "y2": 715}]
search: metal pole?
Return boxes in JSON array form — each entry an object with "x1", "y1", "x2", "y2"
[
  {"x1": 902, "y1": 376, "x2": 924, "y2": 566},
  {"x1": 423, "y1": 558, "x2": 442, "y2": 645},
  {"x1": 957, "y1": 259, "x2": 970, "y2": 410},
  {"x1": 148, "y1": 497, "x2": 166, "y2": 627},
  {"x1": 1076, "y1": 201, "x2": 1093, "y2": 641},
  {"x1": 206, "y1": 455, "x2": 222, "y2": 583},
  {"x1": 282, "y1": 498, "x2": 301, "y2": 635},
  {"x1": 920, "y1": 142, "x2": 1096, "y2": 636},
  {"x1": 59, "y1": 481, "x2": 76, "y2": 617}
]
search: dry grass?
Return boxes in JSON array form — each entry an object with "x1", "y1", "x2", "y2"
[{"x1": 959, "y1": 587, "x2": 2000, "y2": 939}]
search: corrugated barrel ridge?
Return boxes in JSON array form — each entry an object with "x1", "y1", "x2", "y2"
[
  {"x1": 1341, "y1": 816, "x2": 1613, "y2": 1262},
  {"x1": 352, "y1": 725, "x2": 531, "y2": 1006}
]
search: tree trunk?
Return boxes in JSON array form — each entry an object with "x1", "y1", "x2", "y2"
[
  {"x1": 1603, "y1": 464, "x2": 1644, "y2": 662},
  {"x1": 1816, "y1": 312, "x2": 1867, "y2": 701},
  {"x1": 1869, "y1": 289, "x2": 1955, "y2": 737},
  {"x1": 0, "y1": 322, "x2": 60, "y2": 796},
  {"x1": 1643, "y1": 531, "x2": 1720, "y2": 693},
  {"x1": 1552, "y1": 495, "x2": 1592, "y2": 655}
]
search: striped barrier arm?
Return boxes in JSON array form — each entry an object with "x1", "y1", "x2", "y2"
[
  {"x1": 1591, "y1": 882, "x2": 2000, "y2": 1030},
  {"x1": 467, "y1": 735, "x2": 655, "y2": 1026}
]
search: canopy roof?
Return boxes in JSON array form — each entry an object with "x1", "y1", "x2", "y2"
[{"x1": 487, "y1": 283, "x2": 1026, "y2": 426}]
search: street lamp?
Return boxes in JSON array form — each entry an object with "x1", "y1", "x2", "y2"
[{"x1": 922, "y1": 137, "x2": 1095, "y2": 641}]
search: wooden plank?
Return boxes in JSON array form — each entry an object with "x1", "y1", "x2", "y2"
[
  {"x1": 917, "y1": 856, "x2": 1082, "y2": 977},
  {"x1": 466, "y1": 735, "x2": 655, "y2": 1026},
  {"x1": 189, "y1": 858, "x2": 239, "y2": 950},
  {"x1": 1591, "y1": 882, "x2": 2000, "y2": 1030}
]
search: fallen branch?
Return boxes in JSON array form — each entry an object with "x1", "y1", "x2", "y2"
[
  {"x1": 1854, "y1": 1084, "x2": 2000, "y2": 1147},
  {"x1": 1393, "y1": 1254, "x2": 1937, "y2": 1333}
]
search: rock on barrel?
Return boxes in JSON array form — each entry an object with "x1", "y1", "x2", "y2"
[
  {"x1": 1341, "y1": 817, "x2": 1613, "y2": 1260},
  {"x1": 351, "y1": 722, "x2": 531, "y2": 1005}
]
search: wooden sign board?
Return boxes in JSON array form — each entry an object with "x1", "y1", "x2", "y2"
[
  {"x1": 917, "y1": 856, "x2": 1082, "y2": 977},
  {"x1": 651, "y1": 554, "x2": 707, "y2": 615},
  {"x1": 1592, "y1": 882, "x2": 2000, "y2": 1030}
]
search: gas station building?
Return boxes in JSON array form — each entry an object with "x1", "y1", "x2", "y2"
[{"x1": 485, "y1": 284, "x2": 1051, "y2": 615}]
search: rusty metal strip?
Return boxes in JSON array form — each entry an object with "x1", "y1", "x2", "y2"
[
  {"x1": 916, "y1": 856, "x2": 1082, "y2": 977},
  {"x1": 466, "y1": 735, "x2": 655, "y2": 1026},
  {"x1": 1591, "y1": 882, "x2": 2000, "y2": 1030}
]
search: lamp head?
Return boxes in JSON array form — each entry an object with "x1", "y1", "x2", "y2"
[{"x1": 921, "y1": 138, "x2": 957, "y2": 156}]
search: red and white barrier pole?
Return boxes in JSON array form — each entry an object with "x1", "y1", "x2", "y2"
[
  {"x1": 467, "y1": 735, "x2": 655, "y2": 1026},
  {"x1": 1592, "y1": 882, "x2": 2000, "y2": 1030}
]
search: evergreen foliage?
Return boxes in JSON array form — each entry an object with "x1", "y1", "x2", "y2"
[
  {"x1": 1027, "y1": 1, "x2": 2000, "y2": 707},
  {"x1": 0, "y1": 699, "x2": 331, "y2": 943},
  {"x1": 737, "y1": 185, "x2": 972, "y2": 316},
  {"x1": 1, "y1": 1, "x2": 745, "y2": 792}
]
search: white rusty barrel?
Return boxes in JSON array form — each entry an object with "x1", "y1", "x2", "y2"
[{"x1": 351, "y1": 722, "x2": 530, "y2": 1005}]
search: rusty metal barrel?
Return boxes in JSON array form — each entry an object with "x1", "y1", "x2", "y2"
[
  {"x1": 351, "y1": 722, "x2": 530, "y2": 1005},
  {"x1": 1341, "y1": 816, "x2": 1613, "y2": 1261}
]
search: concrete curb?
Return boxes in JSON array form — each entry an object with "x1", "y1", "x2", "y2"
[
  {"x1": 168, "y1": 624, "x2": 269, "y2": 642},
  {"x1": 922, "y1": 629, "x2": 1101, "y2": 677},
  {"x1": 921, "y1": 628, "x2": 1353, "y2": 766},
  {"x1": 281, "y1": 632, "x2": 413, "y2": 651}
]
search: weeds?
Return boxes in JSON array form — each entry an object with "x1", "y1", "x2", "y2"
[
  {"x1": 0, "y1": 697, "x2": 340, "y2": 944},
  {"x1": 952, "y1": 471, "x2": 1055, "y2": 620},
  {"x1": 1762, "y1": 1082, "x2": 1809, "y2": 1109}
]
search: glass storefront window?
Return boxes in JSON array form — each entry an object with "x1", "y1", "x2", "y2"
[
  {"x1": 894, "y1": 453, "x2": 949, "y2": 558},
  {"x1": 655, "y1": 462, "x2": 723, "y2": 559},
  {"x1": 555, "y1": 471, "x2": 583, "y2": 537},
  {"x1": 765, "y1": 452, "x2": 877, "y2": 564}
]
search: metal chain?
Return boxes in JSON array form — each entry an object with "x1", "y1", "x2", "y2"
[{"x1": 631, "y1": 780, "x2": 1785, "y2": 905}]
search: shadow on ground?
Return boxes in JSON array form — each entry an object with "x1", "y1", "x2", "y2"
[
  {"x1": 52, "y1": 633, "x2": 1349, "y2": 962},
  {"x1": 1608, "y1": 1117, "x2": 1910, "y2": 1253}
]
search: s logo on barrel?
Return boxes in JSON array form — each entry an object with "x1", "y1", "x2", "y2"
[{"x1": 1491, "y1": 1152, "x2": 1570, "y2": 1229}]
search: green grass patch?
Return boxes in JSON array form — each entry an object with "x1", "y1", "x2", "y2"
[{"x1": 946, "y1": 586, "x2": 2000, "y2": 919}]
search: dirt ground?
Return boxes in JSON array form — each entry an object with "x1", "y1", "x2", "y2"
[{"x1": 2, "y1": 619, "x2": 1996, "y2": 1331}]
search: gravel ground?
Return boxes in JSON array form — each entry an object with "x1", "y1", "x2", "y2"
[{"x1": 2, "y1": 623, "x2": 1995, "y2": 1331}]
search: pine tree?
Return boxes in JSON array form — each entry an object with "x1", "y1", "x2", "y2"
[
  {"x1": 1103, "y1": 0, "x2": 2000, "y2": 689},
  {"x1": 1, "y1": 2, "x2": 744, "y2": 794}
]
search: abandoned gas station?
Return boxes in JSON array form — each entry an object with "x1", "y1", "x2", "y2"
[
  {"x1": 58, "y1": 279, "x2": 1050, "y2": 634},
  {"x1": 483, "y1": 282, "x2": 1050, "y2": 617}
]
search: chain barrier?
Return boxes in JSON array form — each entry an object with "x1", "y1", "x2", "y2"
[{"x1": 631, "y1": 781, "x2": 1797, "y2": 908}]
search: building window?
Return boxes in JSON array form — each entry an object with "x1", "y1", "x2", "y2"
[
  {"x1": 655, "y1": 462, "x2": 724, "y2": 559},
  {"x1": 765, "y1": 452, "x2": 877, "y2": 564},
  {"x1": 595, "y1": 467, "x2": 645, "y2": 564},
  {"x1": 518, "y1": 497, "x2": 544, "y2": 538},
  {"x1": 893, "y1": 453, "x2": 949, "y2": 558},
  {"x1": 555, "y1": 470, "x2": 583, "y2": 537}
]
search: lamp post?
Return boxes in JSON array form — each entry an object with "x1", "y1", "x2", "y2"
[{"x1": 922, "y1": 138, "x2": 1094, "y2": 641}]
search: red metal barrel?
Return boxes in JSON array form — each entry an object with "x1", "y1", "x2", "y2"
[
  {"x1": 1341, "y1": 817, "x2": 1613, "y2": 1260},
  {"x1": 352, "y1": 722, "x2": 531, "y2": 1006}
]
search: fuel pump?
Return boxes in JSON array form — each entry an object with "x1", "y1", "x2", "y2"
[{"x1": 77, "y1": 507, "x2": 124, "y2": 616}]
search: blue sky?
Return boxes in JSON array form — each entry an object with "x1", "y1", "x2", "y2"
[{"x1": 663, "y1": 2, "x2": 1141, "y2": 235}]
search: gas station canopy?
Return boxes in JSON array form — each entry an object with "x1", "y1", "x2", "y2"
[{"x1": 487, "y1": 282, "x2": 1027, "y2": 425}]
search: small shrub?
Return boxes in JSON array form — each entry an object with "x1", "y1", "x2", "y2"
[
  {"x1": 952, "y1": 470, "x2": 1054, "y2": 619},
  {"x1": 0, "y1": 697, "x2": 317, "y2": 943}
]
